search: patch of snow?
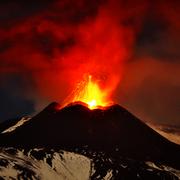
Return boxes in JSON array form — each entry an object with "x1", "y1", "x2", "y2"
[
  {"x1": 146, "y1": 161, "x2": 180, "y2": 178},
  {"x1": 2, "y1": 117, "x2": 31, "y2": 134}
]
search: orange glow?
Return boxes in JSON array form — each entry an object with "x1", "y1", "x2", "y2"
[
  {"x1": 84, "y1": 75, "x2": 106, "y2": 109},
  {"x1": 64, "y1": 74, "x2": 112, "y2": 109}
]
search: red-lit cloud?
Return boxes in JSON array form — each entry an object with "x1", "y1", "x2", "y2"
[
  {"x1": 0, "y1": 0, "x2": 179, "y2": 125},
  {"x1": 0, "y1": 0, "x2": 148, "y2": 103}
]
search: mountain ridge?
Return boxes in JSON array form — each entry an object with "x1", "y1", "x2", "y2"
[{"x1": 0, "y1": 102, "x2": 179, "y2": 169}]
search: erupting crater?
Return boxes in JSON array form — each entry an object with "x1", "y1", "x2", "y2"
[{"x1": 64, "y1": 74, "x2": 113, "y2": 109}]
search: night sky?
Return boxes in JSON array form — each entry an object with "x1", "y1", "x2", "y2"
[{"x1": 0, "y1": 0, "x2": 179, "y2": 126}]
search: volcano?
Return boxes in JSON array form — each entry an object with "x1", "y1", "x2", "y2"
[{"x1": 0, "y1": 102, "x2": 179, "y2": 179}]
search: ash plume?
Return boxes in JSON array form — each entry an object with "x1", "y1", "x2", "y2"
[{"x1": 0, "y1": 0, "x2": 179, "y2": 126}]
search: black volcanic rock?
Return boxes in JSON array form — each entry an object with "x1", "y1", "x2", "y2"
[{"x1": 0, "y1": 102, "x2": 179, "y2": 169}]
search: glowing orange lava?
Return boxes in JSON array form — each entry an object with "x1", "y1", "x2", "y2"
[
  {"x1": 82, "y1": 75, "x2": 107, "y2": 109},
  {"x1": 65, "y1": 75, "x2": 112, "y2": 109}
]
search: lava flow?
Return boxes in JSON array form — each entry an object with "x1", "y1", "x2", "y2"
[{"x1": 64, "y1": 75, "x2": 112, "y2": 109}]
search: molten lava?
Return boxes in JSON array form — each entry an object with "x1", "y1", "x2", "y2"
[
  {"x1": 83, "y1": 75, "x2": 107, "y2": 109},
  {"x1": 65, "y1": 75, "x2": 112, "y2": 109}
]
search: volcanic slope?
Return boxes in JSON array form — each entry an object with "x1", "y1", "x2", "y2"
[{"x1": 0, "y1": 102, "x2": 179, "y2": 169}]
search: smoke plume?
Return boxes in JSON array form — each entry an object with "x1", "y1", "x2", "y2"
[{"x1": 0, "y1": 0, "x2": 179, "y2": 126}]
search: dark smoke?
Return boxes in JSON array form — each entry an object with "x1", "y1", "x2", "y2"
[{"x1": 116, "y1": 0, "x2": 180, "y2": 125}]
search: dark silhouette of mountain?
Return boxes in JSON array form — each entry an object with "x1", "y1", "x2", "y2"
[{"x1": 0, "y1": 102, "x2": 179, "y2": 169}]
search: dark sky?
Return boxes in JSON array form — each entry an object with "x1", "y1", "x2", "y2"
[{"x1": 0, "y1": 0, "x2": 179, "y2": 126}]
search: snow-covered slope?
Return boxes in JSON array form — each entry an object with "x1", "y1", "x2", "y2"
[
  {"x1": 0, "y1": 147, "x2": 179, "y2": 180},
  {"x1": 0, "y1": 148, "x2": 91, "y2": 180}
]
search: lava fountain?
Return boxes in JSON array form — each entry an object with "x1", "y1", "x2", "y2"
[{"x1": 63, "y1": 74, "x2": 113, "y2": 109}]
